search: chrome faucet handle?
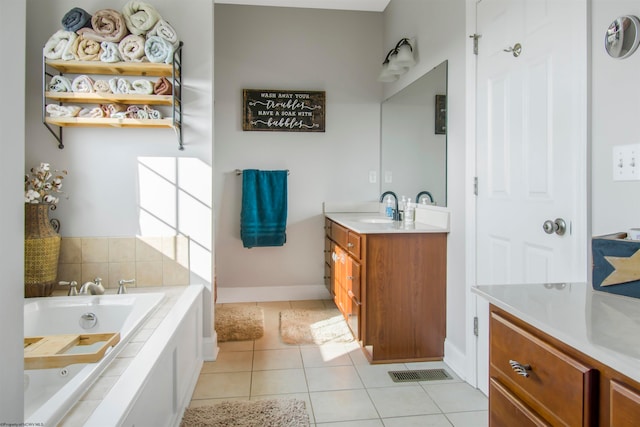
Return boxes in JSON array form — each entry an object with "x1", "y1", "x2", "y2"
[
  {"x1": 59, "y1": 280, "x2": 78, "y2": 296},
  {"x1": 118, "y1": 279, "x2": 135, "y2": 294}
]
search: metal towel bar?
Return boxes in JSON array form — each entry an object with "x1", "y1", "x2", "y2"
[{"x1": 235, "y1": 169, "x2": 290, "y2": 175}]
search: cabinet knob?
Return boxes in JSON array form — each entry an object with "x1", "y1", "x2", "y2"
[
  {"x1": 347, "y1": 275, "x2": 354, "y2": 280},
  {"x1": 509, "y1": 359, "x2": 531, "y2": 378},
  {"x1": 347, "y1": 243, "x2": 354, "y2": 248}
]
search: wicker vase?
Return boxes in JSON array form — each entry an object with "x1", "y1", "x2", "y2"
[{"x1": 24, "y1": 203, "x2": 61, "y2": 298}]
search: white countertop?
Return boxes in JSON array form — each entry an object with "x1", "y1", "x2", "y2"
[
  {"x1": 324, "y1": 202, "x2": 450, "y2": 234},
  {"x1": 472, "y1": 283, "x2": 640, "y2": 384}
]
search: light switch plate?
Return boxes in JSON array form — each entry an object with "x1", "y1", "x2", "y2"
[
  {"x1": 613, "y1": 144, "x2": 640, "y2": 181},
  {"x1": 384, "y1": 171, "x2": 393, "y2": 183},
  {"x1": 369, "y1": 171, "x2": 377, "y2": 183}
]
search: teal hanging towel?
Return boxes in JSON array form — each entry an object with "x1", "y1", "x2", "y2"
[{"x1": 241, "y1": 169, "x2": 288, "y2": 248}]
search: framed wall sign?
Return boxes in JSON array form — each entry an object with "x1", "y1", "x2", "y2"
[{"x1": 243, "y1": 89, "x2": 325, "y2": 132}]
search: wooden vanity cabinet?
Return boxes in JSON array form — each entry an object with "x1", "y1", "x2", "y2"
[
  {"x1": 489, "y1": 305, "x2": 640, "y2": 427},
  {"x1": 325, "y1": 217, "x2": 446, "y2": 363}
]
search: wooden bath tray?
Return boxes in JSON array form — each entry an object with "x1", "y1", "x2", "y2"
[{"x1": 24, "y1": 332, "x2": 120, "y2": 369}]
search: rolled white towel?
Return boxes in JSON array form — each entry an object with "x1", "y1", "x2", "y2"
[
  {"x1": 118, "y1": 34, "x2": 146, "y2": 62},
  {"x1": 71, "y1": 75, "x2": 95, "y2": 93},
  {"x1": 78, "y1": 107, "x2": 106, "y2": 118},
  {"x1": 43, "y1": 30, "x2": 77, "y2": 60},
  {"x1": 136, "y1": 108, "x2": 149, "y2": 119},
  {"x1": 46, "y1": 104, "x2": 81, "y2": 118},
  {"x1": 48, "y1": 76, "x2": 72, "y2": 92},
  {"x1": 100, "y1": 41, "x2": 122, "y2": 63},
  {"x1": 148, "y1": 19, "x2": 179, "y2": 47},
  {"x1": 93, "y1": 80, "x2": 112, "y2": 93},
  {"x1": 122, "y1": 0, "x2": 160, "y2": 36},
  {"x1": 108, "y1": 77, "x2": 132, "y2": 94},
  {"x1": 144, "y1": 105, "x2": 162, "y2": 119},
  {"x1": 130, "y1": 79, "x2": 153, "y2": 94},
  {"x1": 144, "y1": 35, "x2": 174, "y2": 64}
]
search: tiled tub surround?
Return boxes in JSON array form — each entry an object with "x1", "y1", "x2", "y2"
[
  {"x1": 56, "y1": 235, "x2": 190, "y2": 290},
  {"x1": 54, "y1": 285, "x2": 204, "y2": 427}
]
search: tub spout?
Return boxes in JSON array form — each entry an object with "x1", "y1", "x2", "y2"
[{"x1": 79, "y1": 277, "x2": 105, "y2": 295}]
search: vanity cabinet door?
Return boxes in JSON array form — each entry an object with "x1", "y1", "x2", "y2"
[
  {"x1": 610, "y1": 380, "x2": 640, "y2": 426},
  {"x1": 489, "y1": 378, "x2": 550, "y2": 427},
  {"x1": 490, "y1": 309, "x2": 597, "y2": 427}
]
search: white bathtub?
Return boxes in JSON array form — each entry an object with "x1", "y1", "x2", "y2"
[{"x1": 24, "y1": 293, "x2": 164, "y2": 426}]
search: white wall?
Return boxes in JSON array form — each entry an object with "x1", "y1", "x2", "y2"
[
  {"x1": 0, "y1": 1, "x2": 26, "y2": 421},
  {"x1": 383, "y1": 0, "x2": 468, "y2": 371},
  {"x1": 24, "y1": 0, "x2": 215, "y2": 340},
  {"x1": 214, "y1": 5, "x2": 383, "y2": 294},
  {"x1": 591, "y1": 1, "x2": 640, "y2": 236}
]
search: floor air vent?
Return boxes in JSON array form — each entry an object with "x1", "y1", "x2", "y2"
[{"x1": 388, "y1": 368, "x2": 453, "y2": 383}]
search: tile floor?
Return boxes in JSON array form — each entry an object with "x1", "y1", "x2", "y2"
[{"x1": 189, "y1": 300, "x2": 488, "y2": 426}]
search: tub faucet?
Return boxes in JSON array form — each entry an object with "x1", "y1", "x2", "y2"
[
  {"x1": 379, "y1": 191, "x2": 399, "y2": 220},
  {"x1": 416, "y1": 191, "x2": 434, "y2": 205},
  {"x1": 79, "y1": 277, "x2": 105, "y2": 295}
]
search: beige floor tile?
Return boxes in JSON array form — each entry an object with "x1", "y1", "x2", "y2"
[
  {"x1": 306, "y1": 365, "x2": 364, "y2": 392},
  {"x1": 200, "y1": 351, "x2": 253, "y2": 373},
  {"x1": 382, "y1": 414, "x2": 453, "y2": 427},
  {"x1": 354, "y1": 363, "x2": 410, "y2": 388},
  {"x1": 423, "y1": 382, "x2": 488, "y2": 413},
  {"x1": 291, "y1": 299, "x2": 327, "y2": 309},
  {"x1": 316, "y1": 420, "x2": 384, "y2": 427},
  {"x1": 217, "y1": 339, "x2": 254, "y2": 352},
  {"x1": 253, "y1": 348, "x2": 303, "y2": 371},
  {"x1": 254, "y1": 329, "x2": 292, "y2": 350},
  {"x1": 301, "y1": 344, "x2": 353, "y2": 367},
  {"x1": 192, "y1": 372, "x2": 251, "y2": 399},
  {"x1": 446, "y1": 410, "x2": 488, "y2": 427},
  {"x1": 310, "y1": 389, "x2": 379, "y2": 423},
  {"x1": 251, "y1": 368, "x2": 308, "y2": 396},
  {"x1": 367, "y1": 385, "x2": 441, "y2": 418},
  {"x1": 188, "y1": 396, "x2": 246, "y2": 408}
]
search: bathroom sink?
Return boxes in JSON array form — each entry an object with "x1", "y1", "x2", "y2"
[{"x1": 358, "y1": 218, "x2": 394, "y2": 224}]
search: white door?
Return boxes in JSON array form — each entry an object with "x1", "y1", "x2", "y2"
[{"x1": 474, "y1": 0, "x2": 587, "y2": 394}]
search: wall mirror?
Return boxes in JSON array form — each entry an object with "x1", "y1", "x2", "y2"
[
  {"x1": 380, "y1": 60, "x2": 447, "y2": 206},
  {"x1": 605, "y1": 15, "x2": 640, "y2": 59}
]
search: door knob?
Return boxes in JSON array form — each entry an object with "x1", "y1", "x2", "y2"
[
  {"x1": 503, "y1": 42, "x2": 522, "y2": 57},
  {"x1": 542, "y1": 218, "x2": 567, "y2": 236}
]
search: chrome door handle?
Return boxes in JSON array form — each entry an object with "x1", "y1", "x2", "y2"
[
  {"x1": 503, "y1": 42, "x2": 522, "y2": 57},
  {"x1": 542, "y1": 218, "x2": 567, "y2": 236}
]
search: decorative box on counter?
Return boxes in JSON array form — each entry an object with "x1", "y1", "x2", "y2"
[{"x1": 592, "y1": 232, "x2": 640, "y2": 298}]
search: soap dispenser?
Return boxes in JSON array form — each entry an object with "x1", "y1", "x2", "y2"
[
  {"x1": 404, "y1": 197, "x2": 415, "y2": 223},
  {"x1": 385, "y1": 196, "x2": 394, "y2": 218}
]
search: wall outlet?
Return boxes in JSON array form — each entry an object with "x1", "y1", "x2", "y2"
[
  {"x1": 369, "y1": 171, "x2": 377, "y2": 183},
  {"x1": 613, "y1": 144, "x2": 640, "y2": 181},
  {"x1": 384, "y1": 171, "x2": 393, "y2": 183}
]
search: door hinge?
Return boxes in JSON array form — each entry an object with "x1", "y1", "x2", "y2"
[
  {"x1": 473, "y1": 177, "x2": 478, "y2": 196},
  {"x1": 473, "y1": 316, "x2": 479, "y2": 337},
  {"x1": 469, "y1": 34, "x2": 481, "y2": 55}
]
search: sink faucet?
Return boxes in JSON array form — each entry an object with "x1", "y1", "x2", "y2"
[
  {"x1": 379, "y1": 191, "x2": 399, "y2": 220},
  {"x1": 416, "y1": 191, "x2": 434, "y2": 205},
  {"x1": 79, "y1": 277, "x2": 105, "y2": 295}
]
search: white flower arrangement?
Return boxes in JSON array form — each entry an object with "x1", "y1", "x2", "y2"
[{"x1": 24, "y1": 162, "x2": 68, "y2": 205}]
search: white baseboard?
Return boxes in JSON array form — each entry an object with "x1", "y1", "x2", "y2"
[
  {"x1": 217, "y1": 284, "x2": 331, "y2": 303},
  {"x1": 202, "y1": 335, "x2": 218, "y2": 361},
  {"x1": 443, "y1": 338, "x2": 467, "y2": 383}
]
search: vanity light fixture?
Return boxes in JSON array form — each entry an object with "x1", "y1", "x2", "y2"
[{"x1": 378, "y1": 38, "x2": 416, "y2": 83}]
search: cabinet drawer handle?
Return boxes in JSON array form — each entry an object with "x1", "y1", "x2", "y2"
[
  {"x1": 509, "y1": 359, "x2": 531, "y2": 378},
  {"x1": 347, "y1": 243, "x2": 354, "y2": 248}
]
